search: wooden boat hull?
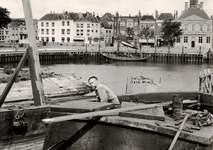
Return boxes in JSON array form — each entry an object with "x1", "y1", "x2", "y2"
[
  {"x1": 1, "y1": 91, "x2": 213, "y2": 150},
  {"x1": 101, "y1": 53, "x2": 150, "y2": 61},
  {"x1": 43, "y1": 119, "x2": 213, "y2": 150}
]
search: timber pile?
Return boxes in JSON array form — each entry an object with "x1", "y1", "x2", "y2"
[{"x1": 0, "y1": 75, "x2": 91, "y2": 102}]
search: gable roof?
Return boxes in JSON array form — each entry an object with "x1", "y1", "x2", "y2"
[
  {"x1": 178, "y1": 8, "x2": 210, "y2": 20},
  {"x1": 158, "y1": 13, "x2": 174, "y2": 20},
  {"x1": 141, "y1": 15, "x2": 154, "y2": 20},
  {"x1": 100, "y1": 19, "x2": 112, "y2": 29}
]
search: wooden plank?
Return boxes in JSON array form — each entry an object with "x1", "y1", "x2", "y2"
[
  {"x1": 50, "y1": 101, "x2": 115, "y2": 113},
  {"x1": 168, "y1": 114, "x2": 189, "y2": 150},
  {"x1": 22, "y1": 0, "x2": 45, "y2": 106},
  {"x1": 0, "y1": 50, "x2": 28, "y2": 108},
  {"x1": 119, "y1": 106, "x2": 165, "y2": 121},
  {"x1": 43, "y1": 100, "x2": 197, "y2": 123}
]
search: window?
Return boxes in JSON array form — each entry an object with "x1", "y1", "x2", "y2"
[
  {"x1": 61, "y1": 29, "x2": 65, "y2": 34},
  {"x1": 62, "y1": 21, "x2": 65, "y2": 26},
  {"x1": 206, "y1": 37, "x2": 210, "y2": 43},
  {"x1": 92, "y1": 24, "x2": 94, "y2": 28},
  {"x1": 52, "y1": 22, "x2": 55, "y2": 27},
  {"x1": 46, "y1": 22, "x2": 49, "y2": 27},
  {"x1": 67, "y1": 37, "x2": 70, "y2": 42},
  {"x1": 52, "y1": 37, "x2": 55, "y2": 42},
  {"x1": 192, "y1": 25, "x2": 195, "y2": 31},
  {"x1": 81, "y1": 24, "x2": 84, "y2": 28},
  {"x1": 81, "y1": 33, "x2": 83, "y2": 36},
  {"x1": 207, "y1": 26, "x2": 210, "y2": 31},
  {"x1": 87, "y1": 24, "x2": 90, "y2": 28},
  {"x1": 96, "y1": 30, "x2": 98, "y2": 33},
  {"x1": 184, "y1": 36, "x2": 188, "y2": 43},
  {"x1": 87, "y1": 30, "x2": 90, "y2": 32},
  {"x1": 52, "y1": 29, "x2": 55, "y2": 35},
  {"x1": 67, "y1": 29, "x2": 70, "y2": 34},
  {"x1": 61, "y1": 37, "x2": 65, "y2": 42},
  {"x1": 41, "y1": 29, "x2": 44, "y2": 34},
  {"x1": 200, "y1": 26, "x2": 203, "y2": 31},
  {"x1": 46, "y1": 37, "x2": 49, "y2": 42},
  {"x1": 46, "y1": 29, "x2": 49, "y2": 35},
  {"x1": 176, "y1": 37, "x2": 180, "y2": 43},
  {"x1": 41, "y1": 22, "x2": 44, "y2": 27},
  {"x1": 41, "y1": 37, "x2": 44, "y2": 41},
  {"x1": 198, "y1": 37, "x2": 203, "y2": 43},
  {"x1": 67, "y1": 21, "x2": 70, "y2": 26},
  {"x1": 76, "y1": 24, "x2": 79, "y2": 28}
]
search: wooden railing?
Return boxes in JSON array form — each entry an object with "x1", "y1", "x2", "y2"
[{"x1": 199, "y1": 69, "x2": 213, "y2": 93}]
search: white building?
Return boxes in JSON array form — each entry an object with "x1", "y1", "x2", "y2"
[
  {"x1": 38, "y1": 11, "x2": 100, "y2": 45},
  {"x1": 175, "y1": 1, "x2": 212, "y2": 49},
  {"x1": 38, "y1": 11, "x2": 75, "y2": 44}
]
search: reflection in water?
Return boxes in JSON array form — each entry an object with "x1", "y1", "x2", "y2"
[{"x1": 1, "y1": 57, "x2": 212, "y2": 95}]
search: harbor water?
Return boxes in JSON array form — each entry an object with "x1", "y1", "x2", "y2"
[{"x1": 38, "y1": 59, "x2": 212, "y2": 95}]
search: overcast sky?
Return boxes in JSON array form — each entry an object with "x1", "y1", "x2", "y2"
[{"x1": 1, "y1": 0, "x2": 213, "y2": 19}]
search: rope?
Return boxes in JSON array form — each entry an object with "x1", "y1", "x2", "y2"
[
  {"x1": 101, "y1": 80, "x2": 126, "y2": 85},
  {"x1": 177, "y1": 77, "x2": 199, "y2": 92}
]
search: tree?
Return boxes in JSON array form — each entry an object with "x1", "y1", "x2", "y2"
[
  {"x1": 161, "y1": 19, "x2": 183, "y2": 47},
  {"x1": 0, "y1": 7, "x2": 12, "y2": 29},
  {"x1": 139, "y1": 26, "x2": 154, "y2": 48},
  {"x1": 125, "y1": 27, "x2": 134, "y2": 37}
]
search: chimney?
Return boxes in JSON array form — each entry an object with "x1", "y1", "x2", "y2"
[
  {"x1": 50, "y1": 11, "x2": 52, "y2": 14},
  {"x1": 185, "y1": 2, "x2": 188, "y2": 10},
  {"x1": 79, "y1": 12, "x2": 82, "y2": 18},
  {"x1": 200, "y1": 2, "x2": 203, "y2": 9},
  {"x1": 176, "y1": 10, "x2": 178, "y2": 19}
]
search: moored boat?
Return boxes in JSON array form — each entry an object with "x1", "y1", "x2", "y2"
[{"x1": 101, "y1": 53, "x2": 150, "y2": 61}]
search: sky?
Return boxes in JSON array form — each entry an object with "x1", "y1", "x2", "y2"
[{"x1": 1, "y1": 0, "x2": 213, "y2": 20}]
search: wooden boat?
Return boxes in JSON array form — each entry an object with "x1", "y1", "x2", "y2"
[
  {"x1": 126, "y1": 74, "x2": 161, "y2": 94},
  {"x1": 101, "y1": 53, "x2": 150, "y2": 61}
]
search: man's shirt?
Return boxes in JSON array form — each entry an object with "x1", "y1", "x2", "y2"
[{"x1": 96, "y1": 83, "x2": 120, "y2": 104}]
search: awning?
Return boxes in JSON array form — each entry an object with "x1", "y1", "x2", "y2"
[
  {"x1": 121, "y1": 41, "x2": 138, "y2": 49},
  {"x1": 73, "y1": 37, "x2": 84, "y2": 41}
]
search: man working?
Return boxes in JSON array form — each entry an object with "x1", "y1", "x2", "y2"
[{"x1": 88, "y1": 76, "x2": 120, "y2": 104}]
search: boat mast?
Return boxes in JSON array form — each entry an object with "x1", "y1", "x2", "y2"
[
  {"x1": 22, "y1": 0, "x2": 45, "y2": 106},
  {"x1": 116, "y1": 12, "x2": 120, "y2": 53}
]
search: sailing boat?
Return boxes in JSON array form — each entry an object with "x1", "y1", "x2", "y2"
[{"x1": 101, "y1": 12, "x2": 151, "y2": 61}]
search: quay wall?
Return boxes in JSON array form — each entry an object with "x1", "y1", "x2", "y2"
[{"x1": 0, "y1": 50, "x2": 207, "y2": 63}]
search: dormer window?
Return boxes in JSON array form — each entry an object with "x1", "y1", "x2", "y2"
[{"x1": 200, "y1": 26, "x2": 203, "y2": 31}]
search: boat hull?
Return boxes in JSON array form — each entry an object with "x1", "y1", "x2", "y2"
[
  {"x1": 43, "y1": 119, "x2": 213, "y2": 150},
  {"x1": 101, "y1": 53, "x2": 150, "y2": 61}
]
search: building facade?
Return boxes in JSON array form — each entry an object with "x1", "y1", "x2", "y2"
[
  {"x1": 0, "y1": 18, "x2": 38, "y2": 47},
  {"x1": 38, "y1": 11, "x2": 100, "y2": 45},
  {"x1": 175, "y1": 0, "x2": 212, "y2": 49}
]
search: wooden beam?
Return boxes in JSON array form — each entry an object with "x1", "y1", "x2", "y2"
[
  {"x1": 22, "y1": 0, "x2": 44, "y2": 106},
  {"x1": 0, "y1": 50, "x2": 28, "y2": 108},
  {"x1": 42, "y1": 100, "x2": 197, "y2": 123},
  {"x1": 168, "y1": 114, "x2": 189, "y2": 150}
]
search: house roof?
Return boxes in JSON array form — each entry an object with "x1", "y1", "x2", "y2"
[
  {"x1": 158, "y1": 13, "x2": 174, "y2": 20},
  {"x1": 100, "y1": 19, "x2": 112, "y2": 29},
  {"x1": 101, "y1": 13, "x2": 114, "y2": 22},
  {"x1": 178, "y1": 8, "x2": 210, "y2": 20},
  {"x1": 141, "y1": 15, "x2": 154, "y2": 20}
]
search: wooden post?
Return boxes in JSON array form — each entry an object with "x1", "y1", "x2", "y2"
[
  {"x1": 22, "y1": 0, "x2": 44, "y2": 106},
  {"x1": 125, "y1": 77, "x2": 128, "y2": 94},
  {"x1": 0, "y1": 51, "x2": 28, "y2": 108},
  {"x1": 199, "y1": 71, "x2": 202, "y2": 92},
  {"x1": 172, "y1": 94, "x2": 183, "y2": 118}
]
